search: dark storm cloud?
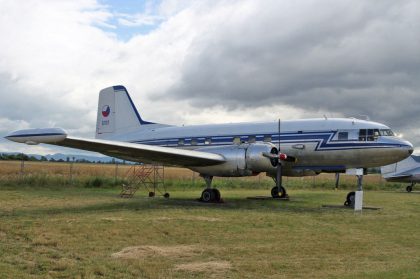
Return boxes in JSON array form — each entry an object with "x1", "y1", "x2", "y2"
[{"x1": 166, "y1": 0, "x2": 420, "y2": 140}]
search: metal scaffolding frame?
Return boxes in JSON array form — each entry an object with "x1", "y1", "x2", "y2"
[{"x1": 120, "y1": 164, "x2": 167, "y2": 198}]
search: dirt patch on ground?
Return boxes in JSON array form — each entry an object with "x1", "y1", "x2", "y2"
[
  {"x1": 184, "y1": 216, "x2": 221, "y2": 222},
  {"x1": 174, "y1": 261, "x2": 232, "y2": 272},
  {"x1": 154, "y1": 216, "x2": 172, "y2": 221},
  {"x1": 101, "y1": 217, "x2": 124, "y2": 221},
  {"x1": 111, "y1": 245, "x2": 200, "y2": 259},
  {"x1": 154, "y1": 216, "x2": 221, "y2": 222}
]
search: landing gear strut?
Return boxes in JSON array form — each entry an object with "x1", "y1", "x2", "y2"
[
  {"x1": 406, "y1": 182, "x2": 415, "y2": 193},
  {"x1": 199, "y1": 175, "x2": 222, "y2": 203}
]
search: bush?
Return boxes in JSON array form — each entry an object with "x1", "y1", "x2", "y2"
[{"x1": 85, "y1": 177, "x2": 103, "y2": 188}]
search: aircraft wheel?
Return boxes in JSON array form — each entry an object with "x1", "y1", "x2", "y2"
[
  {"x1": 163, "y1": 193, "x2": 170, "y2": 198},
  {"x1": 406, "y1": 185, "x2": 413, "y2": 193},
  {"x1": 345, "y1": 191, "x2": 355, "y2": 207},
  {"x1": 201, "y1": 189, "x2": 214, "y2": 202},
  {"x1": 271, "y1": 186, "x2": 287, "y2": 198},
  {"x1": 148, "y1": 191, "x2": 155, "y2": 197},
  {"x1": 212, "y1": 188, "x2": 221, "y2": 202}
]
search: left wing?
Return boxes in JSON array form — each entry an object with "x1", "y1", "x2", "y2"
[{"x1": 5, "y1": 128, "x2": 226, "y2": 167}]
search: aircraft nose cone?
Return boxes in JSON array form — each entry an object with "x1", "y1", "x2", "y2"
[
  {"x1": 408, "y1": 147, "x2": 414, "y2": 155},
  {"x1": 403, "y1": 140, "x2": 414, "y2": 156}
]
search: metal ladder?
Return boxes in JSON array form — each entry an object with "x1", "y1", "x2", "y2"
[{"x1": 120, "y1": 164, "x2": 166, "y2": 198}]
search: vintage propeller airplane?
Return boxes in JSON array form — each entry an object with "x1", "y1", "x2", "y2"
[{"x1": 6, "y1": 86, "x2": 413, "y2": 204}]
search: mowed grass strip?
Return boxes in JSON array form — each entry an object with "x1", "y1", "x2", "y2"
[{"x1": 1, "y1": 186, "x2": 420, "y2": 278}]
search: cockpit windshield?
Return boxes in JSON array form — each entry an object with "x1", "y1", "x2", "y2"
[
  {"x1": 358, "y1": 128, "x2": 394, "y2": 141},
  {"x1": 379, "y1": 129, "x2": 394, "y2": 136}
]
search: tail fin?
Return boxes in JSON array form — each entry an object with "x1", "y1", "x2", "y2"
[{"x1": 95, "y1": 85, "x2": 166, "y2": 139}]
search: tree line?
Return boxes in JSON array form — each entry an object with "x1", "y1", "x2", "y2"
[{"x1": 0, "y1": 153, "x2": 126, "y2": 164}]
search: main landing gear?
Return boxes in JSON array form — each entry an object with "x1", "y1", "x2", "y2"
[
  {"x1": 270, "y1": 152, "x2": 289, "y2": 199},
  {"x1": 344, "y1": 175, "x2": 363, "y2": 207},
  {"x1": 406, "y1": 182, "x2": 415, "y2": 192},
  {"x1": 199, "y1": 175, "x2": 222, "y2": 203},
  {"x1": 271, "y1": 185, "x2": 288, "y2": 198}
]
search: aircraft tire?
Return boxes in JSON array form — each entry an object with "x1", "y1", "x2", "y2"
[
  {"x1": 201, "y1": 189, "x2": 214, "y2": 202},
  {"x1": 212, "y1": 188, "x2": 221, "y2": 202},
  {"x1": 163, "y1": 192, "x2": 170, "y2": 198},
  {"x1": 345, "y1": 191, "x2": 355, "y2": 207},
  {"x1": 406, "y1": 185, "x2": 413, "y2": 193},
  {"x1": 149, "y1": 191, "x2": 155, "y2": 197},
  {"x1": 271, "y1": 186, "x2": 287, "y2": 198}
]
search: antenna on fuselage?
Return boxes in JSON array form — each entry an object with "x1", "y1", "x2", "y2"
[{"x1": 278, "y1": 118, "x2": 281, "y2": 152}]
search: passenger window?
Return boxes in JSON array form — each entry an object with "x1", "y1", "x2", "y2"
[
  {"x1": 191, "y1": 138, "x2": 197, "y2": 145},
  {"x1": 338, "y1": 132, "x2": 348, "y2": 141},
  {"x1": 204, "y1": 138, "x2": 211, "y2": 145},
  {"x1": 233, "y1": 137, "x2": 241, "y2": 144},
  {"x1": 263, "y1": 135, "x2": 272, "y2": 142},
  {"x1": 178, "y1": 139, "x2": 184, "y2": 146}
]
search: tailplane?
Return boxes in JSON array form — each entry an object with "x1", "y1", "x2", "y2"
[{"x1": 96, "y1": 85, "x2": 168, "y2": 139}]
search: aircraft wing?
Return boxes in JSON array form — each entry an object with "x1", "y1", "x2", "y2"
[{"x1": 5, "y1": 128, "x2": 226, "y2": 167}]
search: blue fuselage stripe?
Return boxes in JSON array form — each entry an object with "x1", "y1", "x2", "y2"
[{"x1": 130, "y1": 131, "x2": 406, "y2": 151}]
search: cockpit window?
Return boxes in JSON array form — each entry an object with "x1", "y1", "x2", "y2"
[
  {"x1": 359, "y1": 129, "x2": 380, "y2": 141},
  {"x1": 379, "y1": 129, "x2": 394, "y2": 136}
]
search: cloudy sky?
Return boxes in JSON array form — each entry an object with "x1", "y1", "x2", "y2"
[{"x1": 0, "y1": 0, "x2": 419, "y2": 155}]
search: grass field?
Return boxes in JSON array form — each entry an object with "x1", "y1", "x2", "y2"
[{"x1": 1, "y1": 161, "x2": 420, "y2": 278}]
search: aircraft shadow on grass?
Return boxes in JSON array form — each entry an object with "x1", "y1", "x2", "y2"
[{"x1": 5, "y1": 196, "x2": 330, "y2": 217}]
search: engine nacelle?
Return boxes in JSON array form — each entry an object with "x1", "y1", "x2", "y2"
[
  {"x1": 191, "y1": 143, "x2": 277, "y2": 177},
  {"x1": 245, "y1": 143, "x2": 278, "y2": 172}
]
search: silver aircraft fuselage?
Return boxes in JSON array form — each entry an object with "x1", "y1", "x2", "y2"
[{"x1": 102, "y1": 118, "x2": 413, "y2": 176}]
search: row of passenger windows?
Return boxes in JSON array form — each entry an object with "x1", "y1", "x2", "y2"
[{"x1": 177, "y1": 135, "x2": 272, "y2": 146}]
